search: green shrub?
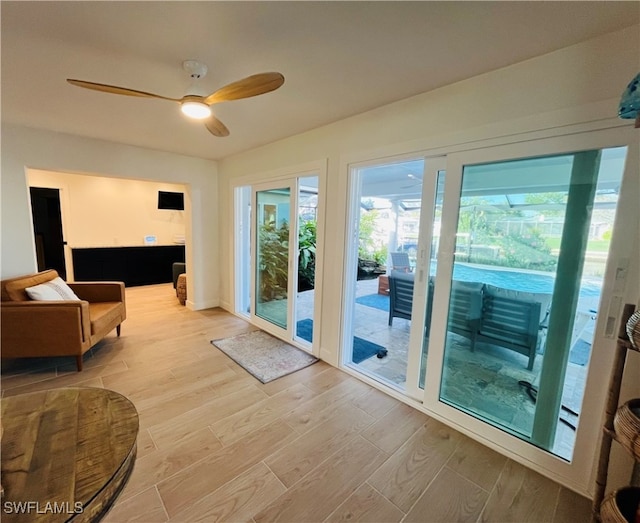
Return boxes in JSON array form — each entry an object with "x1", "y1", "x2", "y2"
[
  {"x1": 258, "y1": 220, "x2": 290, "y2": 301},
  {"x1": 298, "y1": 220, "x2": 317, "y2": 291}
]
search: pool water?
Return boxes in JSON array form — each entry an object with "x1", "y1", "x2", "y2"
[{"x1": 445, "y1": 262, "x2": 602, "y2": 298}]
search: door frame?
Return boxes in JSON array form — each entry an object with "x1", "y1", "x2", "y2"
[{"x1": 231, "y1": 160, "x2": 326, "y2": 356}]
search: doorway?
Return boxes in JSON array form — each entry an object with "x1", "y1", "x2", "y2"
[
  {"x1": 29, "y1": 187, "x2": 66, "y2": 279},
  {"x1": 244, "y1": 175, "x2": 320, "y2": 351}
]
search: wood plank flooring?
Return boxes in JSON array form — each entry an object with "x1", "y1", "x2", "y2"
[{"x1": 1, "y1": 284, "x2": 592, "y2": 523}]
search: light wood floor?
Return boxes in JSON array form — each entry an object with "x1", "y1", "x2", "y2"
[{"x1": 1, "y1": 284, "x2": 592, "y2": 523}]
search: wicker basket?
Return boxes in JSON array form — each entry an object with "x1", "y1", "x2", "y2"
[
  {"x1": 176, "y1": 273, "x2": 187, "y2": 306},
  {"x1": 614, "y1": 399, "x2": 640, "y2": 461},
  {"x1": 600, "y1": 486, "x2": 640, "y2": 523},
  {"x1": 627, "y1": 310, "x2": 640, "y2": 350}
]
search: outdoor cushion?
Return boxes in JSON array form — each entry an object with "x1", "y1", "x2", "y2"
[
  {"x1": 447, "y1": 280, "x2": 483, "y2": 338},
  {"x1": 479, "y1": 283, "x2": 549, "y2": 370},
  {"x1": 483, "y1": 284, "x2": 551, "y2": 324}
]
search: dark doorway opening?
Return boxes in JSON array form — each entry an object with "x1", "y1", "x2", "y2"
[{"x1": 30, "y1": 187, "x2": 66, "y2": 279}]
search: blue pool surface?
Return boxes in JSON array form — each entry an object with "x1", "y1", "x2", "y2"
[{"x1": 448, "y1": 263, "x2": 602, "y2": 298}]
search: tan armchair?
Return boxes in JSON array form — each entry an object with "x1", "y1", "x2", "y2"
[{"x1": 1, "y1": 270, "x2": 126, "y2": 371}]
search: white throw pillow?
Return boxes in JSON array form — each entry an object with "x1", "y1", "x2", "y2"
[{"x1": 25, "y1": 277, "x2": 81, "y2": 301}]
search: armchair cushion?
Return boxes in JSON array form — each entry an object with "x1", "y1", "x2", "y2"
[{"x1": 89, "y1": 302, "x2": 124, "y2": 335}]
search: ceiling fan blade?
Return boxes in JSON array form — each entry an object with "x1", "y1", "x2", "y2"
[
  {"x1": 67, "y1": 79, "x2": 180, "y2": 102},
  {"x1": 204, "y1": 114, "x2": 230, "y2": 137},
  {"x1": 204, "y1": 72, "x2": 284, "y2": 105}
]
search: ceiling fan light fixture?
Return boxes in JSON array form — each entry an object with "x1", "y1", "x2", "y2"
[
  {"x1": 67, "y1": 65, "x2": 284, "y2": 138},
  {"x1": 181, "y1": 101, "x2": 211, "y2": 120}
]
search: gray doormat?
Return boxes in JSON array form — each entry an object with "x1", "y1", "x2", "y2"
[{"x1": 211, "y1": 330, "x2": 318, "y2": 383}]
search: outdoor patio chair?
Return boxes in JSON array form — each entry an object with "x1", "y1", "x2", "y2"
[
  {"x1": 476, "y1": 284, "x2": 552, "y2": 370},
  {"x1": 390, "y1": 252, "x2": 412, "y2": 272},
  {"x1": 388, "y1": 271, "x2": 415, "y2": 325},
  {"x1": 446, "y1": 280, "x2": 483, "y2": 345}
]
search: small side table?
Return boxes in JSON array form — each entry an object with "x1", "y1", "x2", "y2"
[
  {"x1": 176, "y1": 273, "x2": 187, "y2": 305},
  {"x1": 378, "y1": 275, "x2": 390, "y2": 296},
  {"x1": 1, "y1": 387, "x2": 139, "y2": 523}
]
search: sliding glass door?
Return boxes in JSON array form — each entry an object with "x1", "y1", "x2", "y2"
[
  {"x1": 424, "y1": 142, "x2": 628, "y2": 465},
  {"x1": 250, "y1": 176, "x2": 319, "y2": 349},
  {"x1": 343, "y1": 128, "x2": 635, "y2": 491}
]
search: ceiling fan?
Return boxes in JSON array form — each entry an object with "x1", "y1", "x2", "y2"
[{"x1": 67, "y1": 60, "x2": 284, "y2": 137}]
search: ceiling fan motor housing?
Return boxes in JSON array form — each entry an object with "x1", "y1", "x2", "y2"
[{"x1": 183, "y1": 60, "x2": 208, "y2": 79}]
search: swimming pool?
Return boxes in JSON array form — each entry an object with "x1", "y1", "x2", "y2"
[{"x1": 443, "y1": 262, "x2": 602, "y2": 298}]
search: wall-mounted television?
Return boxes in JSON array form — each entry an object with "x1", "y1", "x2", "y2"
[{"x1": 158, "y1": 191, "x2": 184, "y2": 210}]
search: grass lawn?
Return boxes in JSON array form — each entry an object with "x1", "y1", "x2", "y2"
[{"x1": 545, "y1": 237, "x2": 610, "y2": 252}]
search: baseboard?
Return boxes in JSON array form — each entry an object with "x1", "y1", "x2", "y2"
[
  {"x1": 319, "y1": 346, "x2": 338, "y2": 366},
  {"x1": 187, "y1": 298, "x2": 220, "y2": 311},
  {"x1": 219, "y1": 300, "x2": 232, "y2": 312}
]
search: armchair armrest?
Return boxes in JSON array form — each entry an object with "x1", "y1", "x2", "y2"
[
  {"x1": 68, "y1": 282, "x2": 125, "y2": 303},
  {"x1": 1, "y1": 300, "x2": 92, "y2": 351}
]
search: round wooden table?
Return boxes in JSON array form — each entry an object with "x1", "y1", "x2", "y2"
[{"x1": 1, "y1": 387, "x2": 139, "y2": 523}]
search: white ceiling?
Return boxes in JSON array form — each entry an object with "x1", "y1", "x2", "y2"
[{"x1": 2, "y1": 1, "x2": 638, "y2": 161}]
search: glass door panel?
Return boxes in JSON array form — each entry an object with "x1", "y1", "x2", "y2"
[
  {"x1": 255, "y1": 186, "x2": 292, "y2": 330},
  {"x1": 294, "y1": 176, "x2": 319, "y2": 346},
  {"x1": 437, "y1": 147, "x2": 626, "y2": 460},
  {"x1": 346, "y1": 157, "x2": 436, "y2": 391},
  {"x1": 344, "y1": 156, "x2": 448, "y2": 397}
]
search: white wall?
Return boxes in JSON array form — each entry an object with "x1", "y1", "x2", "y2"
[
  {"x1": 1, "y1": 126, "x2": 219, "y2": 309},
  {"x1": 28, "y1": 169, "x2": 186, "y2": 248},
  {"x1": 216, "y1": 25, "x2": 640, "y2": 495},
  {"x1": 218, "y1": 25, "x2": 639, "y2": 362}
]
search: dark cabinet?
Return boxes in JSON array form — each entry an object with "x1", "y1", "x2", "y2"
[{"x1": 72, "y1": 245, "x2": 185, "y2": 287}]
